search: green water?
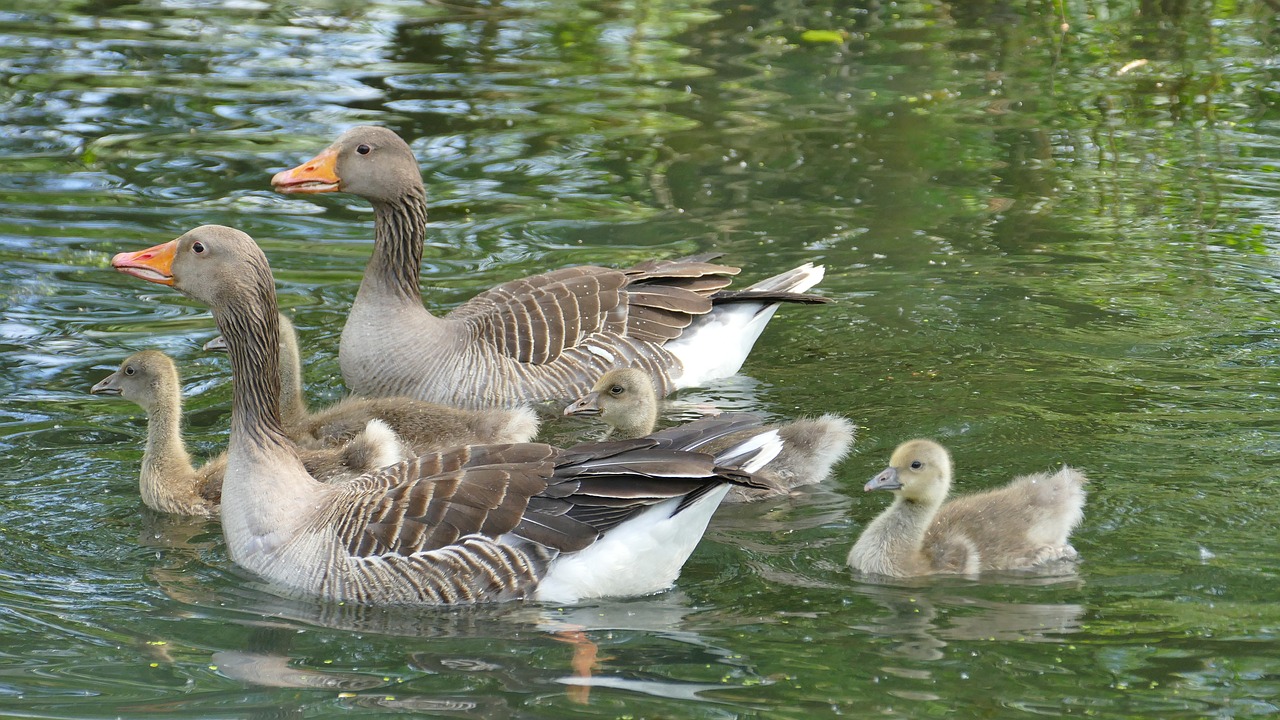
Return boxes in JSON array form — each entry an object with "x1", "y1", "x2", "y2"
[{"x1": 2, "y1": 0, "x2": 1279, "y2": 717}]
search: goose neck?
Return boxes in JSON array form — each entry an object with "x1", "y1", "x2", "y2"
[
  {"x1": 364, "y1": 188, "x2": 428, "y2": 304},
  {"x1": 214, "y1": 292, "x2": 294, "y2": 457}
]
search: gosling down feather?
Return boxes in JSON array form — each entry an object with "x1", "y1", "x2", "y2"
[
  {"x1": 90, "y1": 350, "x2": 404, "y2": 516},
  {"x1": 205, "y1": 313, "x2": 539, "y2": 452},
  {"x1": 847, "y1": 439, "x2": 1087, "y2": 578},
  {"x1": 271, "y1": 125, "x2": 831, "y2": 409},
  {"x1": 563, "y1": 367, "x2": 854, "y2": 502},
  {"x1": 111, "y1": 225, "x2": 784, "y2": 605}
]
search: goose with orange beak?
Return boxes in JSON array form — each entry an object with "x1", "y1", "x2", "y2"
[{"x1": 267, "y1": 126, "x2": 831, "y2": 410}]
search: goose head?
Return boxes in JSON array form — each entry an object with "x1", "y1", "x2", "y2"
[
  {"x1": 867, "y1": 439, "x2": 953, "y2": 506},
  {"x1": 111, "y1": 225, "x2": 275, "y2": 310},
  {"x1": 271, "y1": 125, "x2": 420, "y2": 204},
  {"x1": 564, "y1": 368, "x2": 659, "y2": 438},
  {"x1": 90, "y1": 350, "x2": 178, "y2": 412}
]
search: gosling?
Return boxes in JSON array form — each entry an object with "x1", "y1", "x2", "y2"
[
  {"x1": 847, "y1": 439, "x2": 1086, "y2": 577},
  {"x1": 564, "y1": 367, "x2": 854, "y2": 502},
  {"x1": 91, "y1": 350, "x2": 404, "y2": 516}
]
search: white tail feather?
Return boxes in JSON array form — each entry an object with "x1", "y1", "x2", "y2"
[
  {"x1": 358, "y1": 419, "x2": 406, "y2": 469},
  {"x1": 715, "y1": 429, "x2": 783, "y2": 473}
]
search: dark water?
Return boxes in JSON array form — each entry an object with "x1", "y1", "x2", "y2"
[{"x1": 2, "y1": 0, "x2": 1279, "y2": 717}]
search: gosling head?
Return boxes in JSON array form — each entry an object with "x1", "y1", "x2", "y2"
[
  {"x1": 866, "y1": 439, "x2": 953, "y2": 505},
  {"x1": 563, "y1": 368, "x2": 659, "y2": 438},
  {"x1": 90, "y1": 350, "x2": 179, "y2": 413}
]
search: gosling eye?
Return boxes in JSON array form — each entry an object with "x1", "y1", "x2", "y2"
[
  {"x1": 356, "y1": 143, "x2": 372, "y2": 155},
  {"x1": 191, "y1": 241, "x2": 205, "y2": 254},
  {"x1": 124, "y1": 365, "x2": 135, "y2": 376},
  {"x1": 910, "y1": 460, "x2": 923, "y2": 470},
  {"x1": 609, "y1": 385, "x2": 624, "y2": 396}
]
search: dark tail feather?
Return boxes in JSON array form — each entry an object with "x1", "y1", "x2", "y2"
[{"x1": 710, "y1": 289, "x2": 832, "y2": 305}]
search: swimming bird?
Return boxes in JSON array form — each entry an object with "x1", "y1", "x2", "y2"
[
  {"x1": 563, "y1": 367, "x2": 854, "y2": 502},
  {"x1": 111, "y1": 225, "x2": 783, "y2": 604},
  {"x1": 271, "y1": 126, "x2": 830, "y2": 409},
  {"x1": 204, "y1": 313, "x2": 539, "y2": 452},
  {"x1": 90, "y1": 350, "x2": 404, "y2": 516},
  {"x1": 847, "y1": 439, "x2": 1086, "y2": 578}
]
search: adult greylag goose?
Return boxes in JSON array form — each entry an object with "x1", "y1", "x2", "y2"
[
  {"x1": 271, "y1": 126, "x2": 831, "y2": 409},
  {"x1": 205, "y1": 313, "x2": 539, "y2": 452},
  {"x1": 564, "y1": 367, "x2": 855, "y2": 502},
  {"x1": 111, "y1": 225, "x2": 784, "y2": 604},
  {"x1": 847, "y1": 440, "x2": 1087, "y2": 578},
  {"x1": 90, "y1": 350, "x2": 405, "y2": 516}
]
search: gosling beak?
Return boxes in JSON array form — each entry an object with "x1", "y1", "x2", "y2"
[
  {"x1": 202, "y1": 335, "x2": 227, "y2": 352},
  {"x1": 564, "y1": 392, "x2": 602, "y2": 417},
  {"x1": 90, "y1": 373, "x2": 122, "y2": 396},
  {"x1": 864, "y1": 467, "x2": 902, "y2": 492},
  {"x1": 112, "y1": 239, "x2": 177, "y2": 286},
  {"x1": 272, "y1": 147, "x2": 340, "y2": 194}
]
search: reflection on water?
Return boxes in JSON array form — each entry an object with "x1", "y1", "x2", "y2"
[
  {"x1": 212, "y1": 649, "x2": 388, "y2": 691},
  {"x1": 138, "y1": 510, "x2": 768, "y2": 707},
  {"x1": 851, "y1": 583, "x2": 1086, "y2": 664},
  {"x1": 2, "y1": 0, "x2": 1280, "y2": 717}
]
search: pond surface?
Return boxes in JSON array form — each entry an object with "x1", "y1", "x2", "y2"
[{"x1": 2, "y1": 0, "x2": 1280, "y2": 717}]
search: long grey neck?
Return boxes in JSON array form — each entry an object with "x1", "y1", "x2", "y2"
[
  {"x1": 214, "y1": 282, "x2": 294, "y2": 457},
  {"x1": 363, "y1": 187, "x2": 429, "y2": 305}
]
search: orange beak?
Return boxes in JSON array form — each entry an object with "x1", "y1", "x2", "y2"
[
  {"x1": 271, "y1": 147, "x2": 340, "y2": 194},
  {"x1": 112, "y1": 239, "x2": 178, "y2": 286}
]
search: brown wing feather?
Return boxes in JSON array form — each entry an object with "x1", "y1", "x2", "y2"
[
  {"x1": 331, "y1": 444, "x2": 559, "y2": 558},
  {"x1": 624, "y1": 258, "x2": 740, "y2": 282},
  {"x1": 327, "y1": 417, "x2": 773, "y2": 565},
  {"x1": 451, "y1": 266, "x2": 628, "y2": 365},
  {"x1": 449, "y1": 258, "x2": 749, "y2": 365},
  {"x1": 536, "y1": 421, "x2": 768, "y2": 542}
]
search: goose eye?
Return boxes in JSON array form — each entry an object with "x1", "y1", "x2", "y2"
[
  {"x1": 609, "y1": 385, "x2": 624, "y2": 395},
  {"x1": 192, "y1": 241, "x2": 205, "y2": 254},
  {"x1": 356, "y1": 143, "x2": 371, "y2": 155},
  {"x1": 124, "y1": 365, "x2": 135, "y2": 376},
  {"x1": 910, "y1": 460, "x2": 923, "y2": 470}
]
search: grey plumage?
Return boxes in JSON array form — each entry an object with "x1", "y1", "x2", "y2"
[{"x1": 207, "y1": 313, "x2": 540, "y2": 452}]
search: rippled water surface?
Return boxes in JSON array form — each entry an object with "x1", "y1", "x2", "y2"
[{"x1": 2, "y1": 0, "x2": 1279, "y2": 717}]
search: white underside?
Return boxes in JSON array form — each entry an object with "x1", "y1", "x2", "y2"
[
  {"x1": 665, "y1": 264, "x2": 825, "y2": 389},
  {"x1": 532, "y1": 485, "x2": 732, "y2": 604},
  {"x1": 666, "y1": 305, "x2": 780, "y2": 388}
]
